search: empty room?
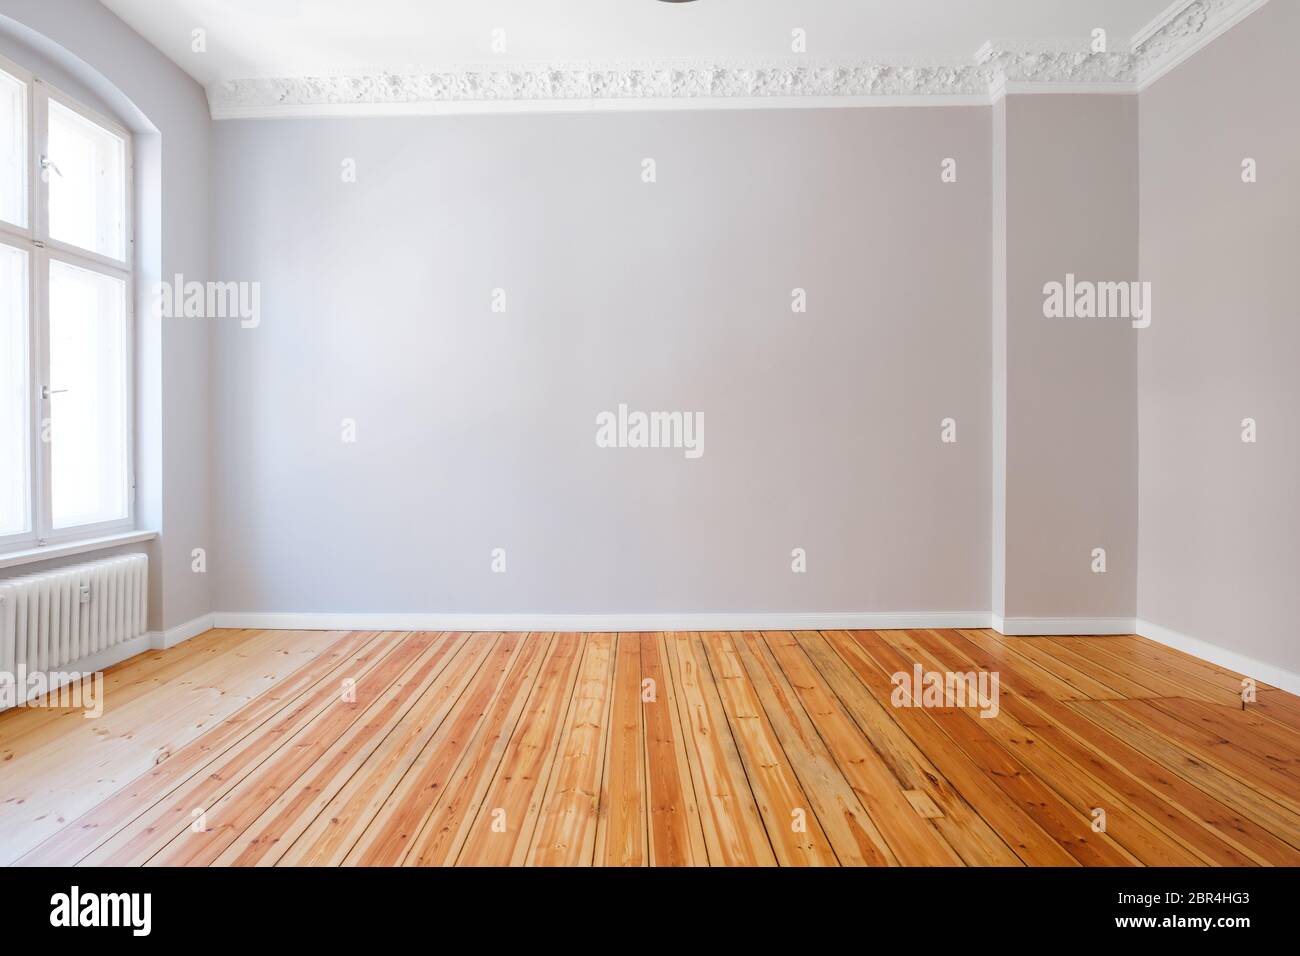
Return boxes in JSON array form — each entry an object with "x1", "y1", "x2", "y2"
[{"x1": 0, "y1": 0, "x2": 1297, "y2": 933}]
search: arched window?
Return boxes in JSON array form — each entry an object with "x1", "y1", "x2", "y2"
[{"x1": 0, "y1": 51, "x2": 133, "y2": 553}]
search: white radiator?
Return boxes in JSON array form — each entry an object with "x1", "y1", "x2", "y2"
[{"x1": 0, "y1": 554, "x2": 148, "y2": 678}]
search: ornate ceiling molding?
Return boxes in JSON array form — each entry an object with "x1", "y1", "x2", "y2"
[
  {"x1": 1132, "y1": 0, "x2": 1270, "y2": 88},
  {"x1": 206, "y1": 0, "x2": 1266, "y2": 118}
]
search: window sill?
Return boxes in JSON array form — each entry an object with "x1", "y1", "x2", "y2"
[{"x1": 0, "y1": 531, "x2": 158, "y2": 571}]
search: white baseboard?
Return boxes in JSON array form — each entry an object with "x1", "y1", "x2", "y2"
[
  {"x1": 210, "y1": 610, "x2": 993, "y2": 633},
  {"x1": 1137, "y1": 619, "x2": 1300, "y2": 697},
  {"x1": 150, "y1": 613, "x2": 215, "y2": 650},
  {"x1": 992, "y1": 616, "x2": 1136, "y2": 636}
]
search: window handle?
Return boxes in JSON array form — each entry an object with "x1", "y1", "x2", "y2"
[
  {"x1": 41, "y1": 385, "x2": 68, "y2": 399},
  {"x1": 40, "y1": 155, "x2": 63, "y2": 179}
]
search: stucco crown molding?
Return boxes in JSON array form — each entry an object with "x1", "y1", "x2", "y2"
[
  {"x1": 1132, "y1": 0, "x2": 1270, "y2": 87},
  {"x1": 206, "y1": 0, "x2": 1264, "y2": 117},
  {"x1": 207, "y1": 58, "x2": 993, "y2": 115}
]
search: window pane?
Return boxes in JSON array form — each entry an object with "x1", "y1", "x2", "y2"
[
  {"x1": 47, "y1": 99, "x2": 125, "y2": 260},
  {"x1": 0, "y1": 243, "x2": 30, "y2": 536},
  {"x1": 49, "y1": 259, "x2": 128, "y2": 529},
  {"x1": 0, "y1": 68, "x2": 25, "y2": 228}
]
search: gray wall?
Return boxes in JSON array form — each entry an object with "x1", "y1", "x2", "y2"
[
  {"x1": 211, "y1": 107, "x2": 992, "y2": 614},
  {"x1": 1138, "y1": 0, "x2": 1300, "y2": 671},
  {"x1": 0, "y1": 0, "x2": 211, "y2": 631},
  {"x1": 998, "y1": 94, "x2": 1139, "y2": 621}
]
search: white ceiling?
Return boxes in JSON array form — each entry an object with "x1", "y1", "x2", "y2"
[{"x1": 100, "y1": 0, "x2": 1175, "y2": 86}]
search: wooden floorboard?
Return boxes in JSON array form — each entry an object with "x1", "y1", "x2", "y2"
[
  {"x1": 401, "y1": 632, "x2": 552, "y2": 866},
  {"x1": 0, "y1": 628, "x2": 338, "y2": 866},
  {"x1": 528, "y1": 633, "x2": 615, "y2": 866},
  {"x1": 4, "y1": 628, "x2": 1299, "y2": 866},
  {"x1": 941, "y1": 630, "x2": 1279, "y2": 866},
  {"x1": 289, "y1": 632, "x2": 519, "y2": 866},
  {"x1": 593, "y1": 633, "x2": 647, "y2": 866},
  {"x1": 454, "y1": 633, "x2": 584, "y2": 866},
  {"x1": 750, "y1": 632, "x2": 949, "y2": 865},
  {"x1": 640, "y1": 633, "x2": 708, "y2": 866}
]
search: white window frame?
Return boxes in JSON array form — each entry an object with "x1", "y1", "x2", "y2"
[{"x1": 0, "y1": 52, "x2": 135, "y2": 554}]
